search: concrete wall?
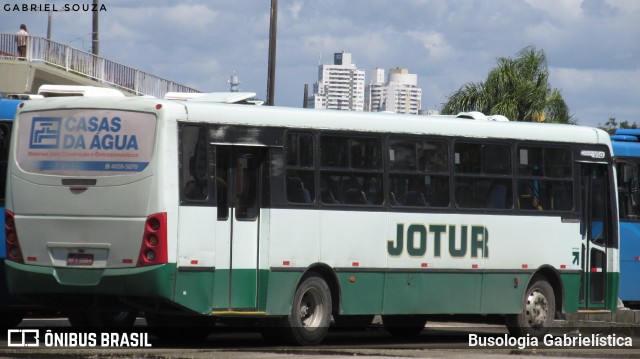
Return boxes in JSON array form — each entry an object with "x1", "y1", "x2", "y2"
[{"x1": 0, "y1": 60, "x2": 129, "y2": 96}]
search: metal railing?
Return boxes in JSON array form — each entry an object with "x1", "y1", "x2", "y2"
[{"x1": 0, "y1": 33, "x2": 200, "y2": 98}]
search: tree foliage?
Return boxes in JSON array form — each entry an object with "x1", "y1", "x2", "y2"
[
  {"x1": 441, "y1": 45, "x2": 572, "y2": 123},
  {"x1": 599, "y1": 118, "x2": 639, "y2": 135}
]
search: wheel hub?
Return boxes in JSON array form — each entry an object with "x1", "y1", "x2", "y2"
[{"x1": 525, "y1": 289, "x2": 548, "y2": 327}]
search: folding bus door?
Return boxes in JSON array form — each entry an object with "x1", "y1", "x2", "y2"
[
  {"x1": 578, "y1": 163, "x2": 614, "y2": 309},
  {"x1": 215, "y1": 145, "x2": 266, "y2": 310}
]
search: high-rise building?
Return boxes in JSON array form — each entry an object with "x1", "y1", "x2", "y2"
[
  {"x1": 365, "y1": 67, "x2": 422, "y2": 115},
  {"x1": 307, "y1": 52, "x2": 365, "y2": 111}
]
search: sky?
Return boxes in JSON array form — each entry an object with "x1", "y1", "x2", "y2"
[{"x1": 1, "y1": 0, "x2": 638, "y2": 127}]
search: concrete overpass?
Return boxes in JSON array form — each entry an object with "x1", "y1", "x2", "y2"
[{"x1": 0, "y1": 33, "x2": 200, "y2": 98}]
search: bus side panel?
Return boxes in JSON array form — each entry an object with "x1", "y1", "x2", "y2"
[
  {"x1": 619, "y1": 221, "x2": 640, "y2": 302},
  {"x1": 560, "y1": 272, "x2": 581, "y2": 313},
  {"x1": 336, "y1": 272, "x2": 384, "y2": 315},
  {"x1": 384, "y1": 212, "x2": 484, "y2": 314},
  {"x1": 265, "y1": 209, "x2": 320, "y2": 314},
  {"x1": 383, "y1": 272, "x2": 482, "y2": 314},
  {"x1": 269, "y1": 209, "x2": 320, "y2": 270},
  {"x1": 482, "y1": 215, "x2": 581, "y2": 314},
  {"x1": 174, "y1": 206, "x2": 217, "y2": 313},
  {"x1": 321, "y1": 210, "x2": 386, "y2": 315},
  {"x1": 481, "y1": 273, "x2": 529, "y2": 313}
]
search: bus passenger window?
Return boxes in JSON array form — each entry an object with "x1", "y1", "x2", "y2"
[
  {"x1": 181, "y1": 125, "x2": 209, "y2": 202},
  {"x1": 388, "y1": 138, "x2": 450, "y2": 208},
  {"x1": 617, "y1": 161, "x2": 640, "y2": 221},
  {"x1": 517, "y1": 146, "x2": 573, "y2": 212},
  {"x1": 285, "y1": 133, "x2": 315, "y2": 204},
  {"x1": 320, "y1": 134, "x2": 383, "y2": 206},
  {"x1": 454, "y1": 142, "x2": 512, "y2": 209}
]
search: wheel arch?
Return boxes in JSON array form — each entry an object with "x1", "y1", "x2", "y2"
[
  {"x1": 530, "y1": 265, "x2": 564, "y2": 317},
  {"x1": 297, "y1": 262, "x2": 341, "y2": 317}
]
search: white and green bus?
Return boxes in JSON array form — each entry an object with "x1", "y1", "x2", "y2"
[{"x1": 4, "y1": 94, "x2": 618, "y2": 345}]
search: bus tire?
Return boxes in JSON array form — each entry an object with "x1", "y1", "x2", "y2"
[
  {"x1": 382, "y1": 315, "x2": 427, "y2": 338},
  {"x1": 280, "y1": 274, "x2": 332, "y2": 346},
  {"x1": 506, "y1": 278, "x2": 555, "y2": 338}
]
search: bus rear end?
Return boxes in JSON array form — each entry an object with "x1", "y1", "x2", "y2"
[{"x1": 4, "y1": 98, "x2": 179, "y2": 320}]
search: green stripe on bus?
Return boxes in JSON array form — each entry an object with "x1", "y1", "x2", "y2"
[{"x1": 5, "y1": 260, "x2": 176, "y2": 300}]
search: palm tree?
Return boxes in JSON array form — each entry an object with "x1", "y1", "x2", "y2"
[{"x1": 441, "y1": 45, "x2": 572, "y2": 124}]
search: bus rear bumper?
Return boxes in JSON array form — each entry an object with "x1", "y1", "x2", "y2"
[{"x1": 4, "y1": 261, "x2": 176, "y2": 309}]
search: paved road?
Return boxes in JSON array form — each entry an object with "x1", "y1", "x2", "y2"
[{"x1": 0, "y1": 317, "x2": 637, "y2": 358}]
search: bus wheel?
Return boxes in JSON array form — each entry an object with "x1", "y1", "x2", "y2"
[
  {"x1": 280, "y1": 274, "x2": 332, "y2": 346},
  {"x1": 382, "y1": 315, "x2": 427, "y2": 338},
  {"x1": 506, "y1": 278, "x2": 555, "y2": 338}
]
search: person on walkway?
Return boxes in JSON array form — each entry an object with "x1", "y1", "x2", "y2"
[{"x1": 16, "y1": 24, "x2": 29, "y2": 59}]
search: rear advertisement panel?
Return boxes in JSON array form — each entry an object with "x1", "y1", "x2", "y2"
[{"x1": 16, "y1": 109, "x2": 156, "y2": 176}]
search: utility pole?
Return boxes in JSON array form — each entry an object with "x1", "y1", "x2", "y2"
[
  {"x1": 92, "y1": 0, "x2": 99, "y2": 55},
  {"x1": 266, "y1": 0, "x2": 278, "y2": 106},
  {"x1": 47, "y1": 10, "x2": 52, "y2": 40}
]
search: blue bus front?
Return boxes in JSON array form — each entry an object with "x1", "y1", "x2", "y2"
[{"x1": 612, "y1": 129, "x2": 640, "y2": 307}]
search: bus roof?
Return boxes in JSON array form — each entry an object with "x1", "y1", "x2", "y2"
[
  {"x1": 612, "y1": 129, "x2": 640, "y2": 157},
  {"x1": 0, "y1": 99, "x2": 23, "y2": 120},
  {"x1": 37, "y1": 85, "x2": 125, "y2": 98},
  {"x1": 16, "y1": 96, "x2": 610, "y2": 147},
  {"x1": 164, "y1": 92, "x2": 263, "y2": 105}
]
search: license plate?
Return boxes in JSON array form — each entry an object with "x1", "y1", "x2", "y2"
[{"x1": 67, "y1": 253, "x2": 94, "y2": 266}]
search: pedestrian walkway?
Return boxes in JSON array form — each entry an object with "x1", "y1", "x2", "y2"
[{"x1": 0, "y1": 33, "x2": 200, "y2": 98}]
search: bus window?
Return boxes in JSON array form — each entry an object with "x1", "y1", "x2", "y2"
[
  {"x1": 285, "y1": 133, "x2": 315, "y2": 204},
  {"x1": 181, "y1": 125, "x2": 209, "y2": 202},
  {"x1": 454, "y1": 142, "x2": 512, "y2": 209},
  {"x1": 320, "y1": 134, "x2": 383, "y2": 206},
  {"x1": 388, "y1": 138, "x2": 450, "y2": 208},
  {"x1": 517, "y1": 146, "x2": 573, "y2": 211},
  {"x1": 617, "y1": 161, "x2": 640, "y2": 221}
]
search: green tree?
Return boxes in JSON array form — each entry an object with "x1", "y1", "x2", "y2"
[
  {"x1": 441, "y1": 45, "x2": 572, "y2": 123},
  {"x1": 599, "y1": 117, "x2": 638, "y2": 135}
]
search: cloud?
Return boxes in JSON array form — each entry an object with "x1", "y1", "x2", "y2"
[
  {"x1": 552, "y1": 67, "x2": 640, "y2": 124},
  {"x1": 288, "y1": 2, "x2": 303, "y2": 20},
  {"x1": 525, "y1": 0, "x2": 583, "y2": 21},
  {"x1": 406, "y1": 31, "x2": 451, "y2": 60}
]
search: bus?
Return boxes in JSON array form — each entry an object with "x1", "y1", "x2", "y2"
[
  {"x1": 0, "y1": 98, "x2": 30, "y2": 327},
  {"x1": 4, "y1": 95, "x2": 618, "y2": 344},
  {"x1": 611, "y1": 128, "x2": 640, "y2": 308}
]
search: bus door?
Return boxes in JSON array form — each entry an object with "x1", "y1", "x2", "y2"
[
  {"x1": 579, "y1": 162, "x2": 614, "y2": 309},
  {"x1": 215, "y1": 145, "x2": 266, "y2": 309}
]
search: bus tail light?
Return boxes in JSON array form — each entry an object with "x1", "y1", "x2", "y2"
[
  {"x1": 5, "y1": 210, "x2": 23, "y2": 264},
  {"x1": 137, "y1": 212, "x2": 167, "y2": 267}
]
